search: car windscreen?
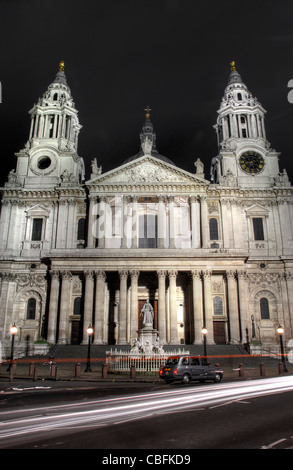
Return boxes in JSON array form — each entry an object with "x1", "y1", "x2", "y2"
[{"x1": 165, "y1": 357, "x2": 180, "y2": 365}]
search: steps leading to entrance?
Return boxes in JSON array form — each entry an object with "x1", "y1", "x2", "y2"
[{"x1": 45, "y1": 344, "x2": 280, "y2": 368}]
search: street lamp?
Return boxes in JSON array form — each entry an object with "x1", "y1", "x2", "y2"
[
  {"x1": 277, "y1": 324, "x2": 288, "y2": 372},
  {"x1": 85, "y1": 324, "x2": 94, "y2": 372},
  {"x1": 7, "y1": 323, "x2": 18, "y2": 371},
  {"x1": 201, "y1": 326, "x2": 208, "y2": 361}
]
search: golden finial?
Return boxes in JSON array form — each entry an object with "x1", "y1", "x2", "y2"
[
  {"x1": 59, "y1": 61, "x2": 65, "y2": 72},
  {"x1": 144, "y1": 105, "x2": 151, "y2": 120},
  {"x1": 230, "y1": 60, "x2": 236, "y2": 71}
]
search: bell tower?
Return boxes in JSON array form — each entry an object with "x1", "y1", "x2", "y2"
[
  {"x1": 211, "y1": 62, "x2": 285, "y2": 188},
  {"x1": 13, "y1": 61, "x2": 85, "y2": 189}
]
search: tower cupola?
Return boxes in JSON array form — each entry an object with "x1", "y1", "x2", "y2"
[
  {"x1": 11, "y1": 62, "x2": 85, "y2": 189},
  {"x1": 211, "y1": 62, "x2": 283, "y2": 188}
]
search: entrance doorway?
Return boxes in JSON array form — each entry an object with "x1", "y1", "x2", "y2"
[
  {"x1": 71, "y1": 320, "x2": 81, "y2": 344},
  {"x1": 213, "y1": 321, "x2": 226, "y2": 344}
]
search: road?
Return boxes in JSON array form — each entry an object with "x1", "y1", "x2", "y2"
[{"x1": 1, "y1": 376, "x2": 293, "y2": 450}]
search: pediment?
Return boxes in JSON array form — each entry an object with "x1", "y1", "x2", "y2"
[
  {"x1": 86, "y1": 155, "x2": 208, "y2": 187},
  {"x1": 246, "y1": 204, "x2": 269, "y2": 217},
  {"x1": 26, "y1": 204, "x2": 50, "y2": 217}
]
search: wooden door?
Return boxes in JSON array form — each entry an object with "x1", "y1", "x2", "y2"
[
  {"x1": 71, "y1": 321, "x2": 81, "y2": 345},
  {"x1": 213, "y1": 321, "x2": 226, "y2": 345}
]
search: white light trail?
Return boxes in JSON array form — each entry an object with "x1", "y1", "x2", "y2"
[{"x1": 0, "y1": 376, "x2": 292, "y2": 446}]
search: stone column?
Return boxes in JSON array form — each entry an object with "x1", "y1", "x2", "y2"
[
  {"x1": 226, "y1": 270, "x2": 240, "y2": 343},
  {"x1": 157, "y1": 270, "x2": 167, "y2": 344},
  {"x1": 118, "y1": 270, "x2": 128, "y2": 343},
  {"x1": 131, "y1": 196, "x2": 138, "y2": 248},
  {"x1": 87, "y1": 195, "x2": 96, "y2": 248},
  {"x1": 190, "y1": 196, "x2": 201, "y2": 248},
  {"x1": 82, "y1": 271, "x2": 94, "y2": 344},
  {"x1": 200, "y1": 196, "x2": 209, "y2": 248},
  {"x1": 237, "y1": 270, "x2": 249, "y2": 343},
  {"x1": 58, "y1": 271, "x2": 72, "y2": 344},
  {"x1": 130, "y1": 270, "x2": 139, "y2": 342},
  {"x1": 168, "y1": 270, "x2": 178, "y2": 344},
  {"x1": 47, "y1": 271, "x2": 60, "y2": 343},
  {"x1": 191, "y1": 270, "x2": 203, "y2": 344},
  {"x1": 202, "y1": 270, "x2": 215, "y2": 344},
  {"x1": 121, "y1": 196, "x2": 128, "y2": 248},
  {"x1": 94, "y1": 270, "x2": 106, "y2": 344},
  {"x1": 168, "y1": 196, "x2": 175, "y2": 249},
  {"x1": 97, "y1": 196, "x2": 106, "y2": 249},
  {"x1": 158, "y1": 196, "x2": 166, "y2": 249}
]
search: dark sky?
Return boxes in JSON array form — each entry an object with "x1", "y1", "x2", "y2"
[{"x1": 1, "y1": 0, "x2": 293, "y2": 185}]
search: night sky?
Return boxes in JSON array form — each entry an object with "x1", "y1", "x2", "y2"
[{"x1": 1, "y1": 0, "x2": 293, "y2": 186}]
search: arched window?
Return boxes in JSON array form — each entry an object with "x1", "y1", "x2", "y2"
[
  {"x1": 209, "y1": 218, "x2": 219, "y2": 240},
  {"x1": 213, "y1": 296, "x2": 223, "y2": 315},
  {"x1": 27, "y1": 298, "x2": 36, "y2": 320},
  {"x1": 260, "y1": 297, "x2": 270, "y2": 319}
]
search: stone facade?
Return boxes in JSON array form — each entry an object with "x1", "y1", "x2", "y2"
[{"x1": 1, "y1": 62, "x2": 293, "y2": 354}]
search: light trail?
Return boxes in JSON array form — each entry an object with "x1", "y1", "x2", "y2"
[{"x1": 0, "y1": 376, "x2": 293, "y2": 446}]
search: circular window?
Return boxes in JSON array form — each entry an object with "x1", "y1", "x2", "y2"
[{"x1": 37, "y1": 156, "x2": 51, "y2": 170}]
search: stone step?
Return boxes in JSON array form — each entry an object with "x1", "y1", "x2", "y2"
[{"x1": 44, "y1": 344, "x2": 280, "y2": 369}]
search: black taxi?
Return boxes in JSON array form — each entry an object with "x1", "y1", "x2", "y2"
[{"x1": 159, "y1": 355, "x2": 223, "y2": 384}]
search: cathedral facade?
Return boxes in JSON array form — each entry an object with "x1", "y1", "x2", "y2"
[{"x1": 0, "y1": 62, "x2": 293, "y2": 354}]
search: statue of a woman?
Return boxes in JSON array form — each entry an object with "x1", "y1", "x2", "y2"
[{"x1": 141, "y1": 300, "x2": 154, "y2": 326}]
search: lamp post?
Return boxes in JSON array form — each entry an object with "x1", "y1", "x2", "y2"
[
  {"x1": 277, "y1": 324, "x2": 288, "y2": 372},
  {"x1": 85, "y1": 324, "x2": 94, "y2": 372},
  {"x1": 201, "y1": 326, "x2": 208, "y2": 361},
  {"x1": 8, "y1": 323, "x2": 18, "y2": 371}
]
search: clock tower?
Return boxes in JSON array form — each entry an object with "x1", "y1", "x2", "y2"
[{"x1": 212, "y1": 61, "x2": 283, "y2": 188}]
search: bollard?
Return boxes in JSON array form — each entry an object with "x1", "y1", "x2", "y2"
[
  {"x1": 102, "y1": 363, "x2": 108, "y2": 379},
  {"x1": 50, "y1": 363, "x2": 56, "y2": 377},
  {"x1": 54, "y1": 367, "x2": 59, "y2": 381},
  {"x1": 278, "y1": 362, "x2": 284, "y2": 374},
  {"x1": 29, "y1": 362, "x2": 35, "y2": 376},
  {"x1": 130, "y1": 364, "x2": 136, "y2": 379},
  {"x1": 33, "y1": 366, "x2": 38, "y2": 381},
  {"x1": 239, "y1": 363, "x2": 244, "y2": 377},
  {"x1": 260, "y1": 363, "x2": 266, "y2": 376},
  {"x1": 75, "y1": 363, "x2": 81, "y2": 377}
]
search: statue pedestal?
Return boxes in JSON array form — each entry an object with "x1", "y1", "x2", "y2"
[{"x1": 139, "y1": 327, "x2": 159, "y2": 355}]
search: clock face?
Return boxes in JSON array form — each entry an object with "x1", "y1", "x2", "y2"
[{"x1": 239, "y1": 151, "x2": 264, "y2": 174}]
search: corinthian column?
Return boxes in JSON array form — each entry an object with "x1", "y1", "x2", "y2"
[
  {"x1": 168, "y1": 270, "x2": 178, "y2": 344},
  {"x1": 226, "y1": 270, "x2": 240, "y2": 342},
  {"x1": 203, "y1": 270, "x2": 215, "y2": 344},
  {"x1": 118, "y1": 270, "x2": 128, "y2": 344},
  {"x1": 190, "y1": 196, "x2": 200, "y2": 248},
  {"x1": 237, "y1": 270, "x2": 249, "y2": 343},
  {"x1": 58, "y1": 271, "x2": 72, "y2": 344},
  {"x1": 158, "y1": 196, "x2": 166, "y2": 249},
  {"x1": 47, "y1": 271, "x2": 60, "y2": 343},
  {"x1": 157, "y1": 270, "x2": 167, "y2": 344},
  {"x1": 168, "y1": 196, "x2": 175, "y2": 249},
  {"x1": 130, "y1": 270, "x2": 139, "y2": 342},
  {"x1": 191, "y1": 270, "x2": 203, "y2": 344},
  {"x1": 82, "y1": 271, "x2": 94, "y2": 344},
  {"x1": 87, "y1": 195, "x2": 96, "y2": 248},
  {"x1": 94, "y1": 270, "x2": 106, "y2": 344}
]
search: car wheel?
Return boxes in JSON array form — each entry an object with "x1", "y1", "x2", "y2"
[
  {"x1": 214, "y1": 374, "x2": 222, "y2": 383},
  {"x1": 182, "y1": 373, "x2": 191, "y2": 384}
]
